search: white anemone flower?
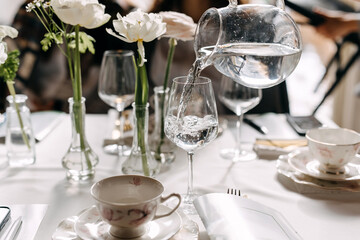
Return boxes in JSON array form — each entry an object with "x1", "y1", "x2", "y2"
[
  {"x1": 50, "y1": 0, "x2": 111, "y2": 29},
  {"x1": 159, "y1": 11, "x2": 196, "y2": 41},
  {"x1": 106, "y1": 9, "x2": 166, "y2": 66},
  {"x1": 0, "y1": 25, "x2": 18, "y2": 41},
  {"x1": 0, "y1": 42, "x2": 8, "y2": 64},
  {"x1": 0, "y1": 25, "x2": 18, "y2": 64}
]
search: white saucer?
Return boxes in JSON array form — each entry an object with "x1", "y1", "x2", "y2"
[
  {"x1": 288, "y1": 150, "x2": 360, "y2": 181},
  {"x1": 276, "y1": 155, "x2": 360, "y2": 192},
  {"x1": 74, "y1": 205, "x2": 182, "y2": 240}
]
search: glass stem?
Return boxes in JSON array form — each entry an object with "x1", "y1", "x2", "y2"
[
  {"x1": 116, "y1": 110, "x2": 123, "y2": 138},
  {"x1": 236, "y1": 114, "x2": 243, "y2": 155},
  {"x1": 186, "y1": 152, "x2": 194, "y2": 201}
]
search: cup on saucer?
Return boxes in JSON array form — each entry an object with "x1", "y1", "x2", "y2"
[
  {"x1": 306, "y1": 128, "x2": 360, "y2": 175},
  {"x1": 91, "y1": 175, "x2": 181, "y2": 238}
]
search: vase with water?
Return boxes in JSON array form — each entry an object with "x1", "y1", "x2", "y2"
[
  {"x1": 149, "y1": 86, "x2": 176, "y2": 165},
  {"x1": 5, "y1": 94, "x2": 36, "y2": 166}
]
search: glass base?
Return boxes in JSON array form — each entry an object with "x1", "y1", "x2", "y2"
[
  {"x1": 66, "y1": 169, "x2": 95, "y2": 182},
  {"x1": 165, "y1": 192, "x2": 199, "y2": 215},
  {"x1": 8, "y1": 156, "x2": 35, "y2": 167},
  {"x1": 151, "y1": 151, "x2": 176, "y2": 165},
  {"x1": 181, "y1": 193, "x2": 199, "y2": 215},
  {"x1": 220, "y1": 148, "x2": 257, "y2": 162},
  {"x1": 103, "y1": 144, "x2": 131, "y2": 156}
]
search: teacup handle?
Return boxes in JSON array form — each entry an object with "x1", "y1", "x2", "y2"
[
  {"x1": 352, "y1": 153, "x2": 360, "y2": 164},
  {"x1": 154, "y1": 193, "x2": 181, "y2": 220}
]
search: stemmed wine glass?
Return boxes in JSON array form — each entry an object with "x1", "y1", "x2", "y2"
[
  {"x1": 218, "y1": 76, "x2": 262, "y2": 162},
  {"x1": 165, "y1": 76, "x2": 218, "y2": 214},
  {"x1": 98, "y1": 50, "x2": 136, "y2": 155}
]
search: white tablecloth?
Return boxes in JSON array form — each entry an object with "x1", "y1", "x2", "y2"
[{"x1": 0, "y1": 112, "x2": 359, "y2": 240}]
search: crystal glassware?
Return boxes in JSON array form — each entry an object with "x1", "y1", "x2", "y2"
[
  {"x1": 98, "y1": 50, "x2": 136, "y2": 155},
  {"x1": 149, "y1": 86, "x2": 176, "y2": 165},
  {"x1": 62, "y1": 97, "x2": 98, "y2": 181},
  {"x1": 218, "y1": 76, "x2": 262, "y2": 161},
  {"x1": 194, "y1": 0, "x2": 302, "y2": 89},
  {"x1": 122, "y1": 103, "x2": 160, "y2": 177},
  {"x1": 165, "y1": 76, "x2": 218, "y2": 214},
  {"x1": 5, "y1": 94, "x2": 36, "y2": 166}
]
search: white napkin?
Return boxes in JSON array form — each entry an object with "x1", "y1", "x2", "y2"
[
  {"x1": 253, "y1": 138, "x2": 307, "y2": 159},
  {"x1": 194, "y1": 193, "x2": 302, "y2": 240},
  {"x1": 0, "y1": 111, "x2": 65, "y2": 142},
  {"x1": 0, "y1": 204, "x2": 48, "y2": 240}
]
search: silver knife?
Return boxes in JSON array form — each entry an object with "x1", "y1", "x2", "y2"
[{"x1": 4, "y1": 216, "x2": 22, "y2": 240}]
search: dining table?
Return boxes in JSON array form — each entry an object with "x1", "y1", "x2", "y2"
[{"x1": 0, "y1": 111, "x2": 359, "y2": 240}]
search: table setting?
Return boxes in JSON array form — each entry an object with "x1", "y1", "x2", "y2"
[
  {"x1": 1, "y1": 111, "x2": 360, "y2": 240},
  {"x1": 1, "y1": 0, "x2": 360, "y2": 239}
]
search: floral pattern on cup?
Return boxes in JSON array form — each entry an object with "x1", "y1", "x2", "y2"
[
  {"x1": 91, "y1": 175, "x2": 181, "y2": 238},
  {"x1": 99, "y1": 201, "x2": 157, "y2": 227},
  {"x1": 129, "y1": 176, "x2": 142, "y2": 186},
  {"x1": 306, "y1": 128, "x2": 360, "y2": 173},
  {"x1": 317, "y1": 147, "x2": 333, "y2": 159}
]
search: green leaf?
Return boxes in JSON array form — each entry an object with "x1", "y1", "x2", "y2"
[
  {"x1": 0, "y1": 50, "x2": 20, "y2": 82},
  {"x1": 40, "y1": 32, "x2": 63, "y2": 52},
  {"x1": 65, "y1": 32, "x2": 95, "y2": 54},
  {"x1": 79, "y1": 32, "x2": 95, "y2": 54}
]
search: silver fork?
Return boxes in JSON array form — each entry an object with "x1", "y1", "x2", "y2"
[{"x1": 227, "y1": 188, "x2": 241, "y2": 196}]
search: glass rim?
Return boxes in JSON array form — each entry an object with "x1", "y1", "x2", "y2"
[
  {"x1": 104, "y1": 49, "x2": 134, "y2": 57},
  {"x1": 172, "y1": 76, "x2": 211, "y2": 85},
  {"x1": 6, "y1": 94, "x2": 28, "y2": 103}
]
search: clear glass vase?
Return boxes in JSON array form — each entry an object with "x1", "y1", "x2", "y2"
[
  {"x1": 122, "y1": 103, "x2": 160, "y2": 176},
  {"x1": 149, "y1": 86, "x2": 176, "y2": 164},
  {"x1": 62, "y1": 97, "x2": 98, "y2": 182},
  {"x1": 5, "y1": 94, "x2": 36, "y2": 166}
]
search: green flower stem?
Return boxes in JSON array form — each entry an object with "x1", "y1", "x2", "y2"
[
  {"x1": 74, "y1": 26, "x2": 82, "y2": 102},
  {"x1": 135, "y1": 52, "x2": 150, "y2": 176},
  {"x1": 163, "y1": 38, "x2": 177, "y2": 91},
  {"x1": 135, "y1": 55, "x2": 148, "y2": 106},
  {"x1": 135, "y1": 106, "x2": 150, "y2": 176},
  {"x1": 33, "y1": 8, "x2": 67, "y2": 57},
  {"x1": 72, "y1": 26, "x2": 91, "y2": 170},
  {"x1": 155, "y1": 38, "x2": 177, "y2": 160},
  {"x1": 6, "y1": 81, "x2": 31, "y2": 150}
]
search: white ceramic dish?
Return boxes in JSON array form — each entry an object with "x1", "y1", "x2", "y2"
[
  {"x1": 276, "y1": 155, "x2": 360, "y2": 192},
  {"x1": 74, "y1": 205, "x2": 181, "y2": 240},
  {"x1": 288, "y1": 150, "x2": 360, "y2": 181}
]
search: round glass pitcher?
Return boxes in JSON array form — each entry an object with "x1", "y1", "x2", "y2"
[{"x1": 194, "y1": 0, "x2": 302, "y2": 88}]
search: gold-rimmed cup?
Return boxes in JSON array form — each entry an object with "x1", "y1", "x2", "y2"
[
  {"x1": 306, "y1": 128, "x2": 360, "y2": 174},
  {"x1": 91, "y1": 175, "x2": 181, "y2": 238}
]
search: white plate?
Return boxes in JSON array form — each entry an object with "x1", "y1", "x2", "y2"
[
  {"x1": 74, "y1": 205, "x2": 182, "y2": 240},
  {"x1": 276, "y1": 155, "x2": 360, "y2": 192},
  {"x1": 288, "y1": 150, "x2": 360, "y2": 181}
]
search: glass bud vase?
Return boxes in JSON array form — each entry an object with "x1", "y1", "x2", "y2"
[
  {"x1": 5, "y1": 94, "x2": 36, "y2": 166},
  {"x1": 62, "y1": 97, "x2": 98, "y2": 182},
  {"x1": 149, "y1": 86, "x2": 176, "y2": 164},
  {"x1": 122, "y1": 103, "x2": 160, "y2": 177}
]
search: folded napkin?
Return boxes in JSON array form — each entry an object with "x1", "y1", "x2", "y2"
[
  {"x1": 194, "y1": 193, "x2": 302, "y2": 240},
  {"x1": 253, "y1": 138, "x2": 307, "y2": 159},
  {"x1": 0, "y1": 111, "x2": 65, "y2": 143}
]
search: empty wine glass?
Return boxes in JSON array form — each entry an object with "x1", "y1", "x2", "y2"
[
  {"x1": 165, "y1": 76, "x2": 218, "y2": 214},
  {"x1": 218, "y1": 76, "x2": 262, "y2": 162},
  {"x1": 98, "y1": 50, "x2": 136, "y2": 155}
]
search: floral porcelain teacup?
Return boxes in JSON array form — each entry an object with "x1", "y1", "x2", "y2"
[
  {"x1": 91, "y1": 175, "x2": 181, "y2": 238},
  {"x1": 306, "y1": 128, "x2": 360, "y2": 174}
]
